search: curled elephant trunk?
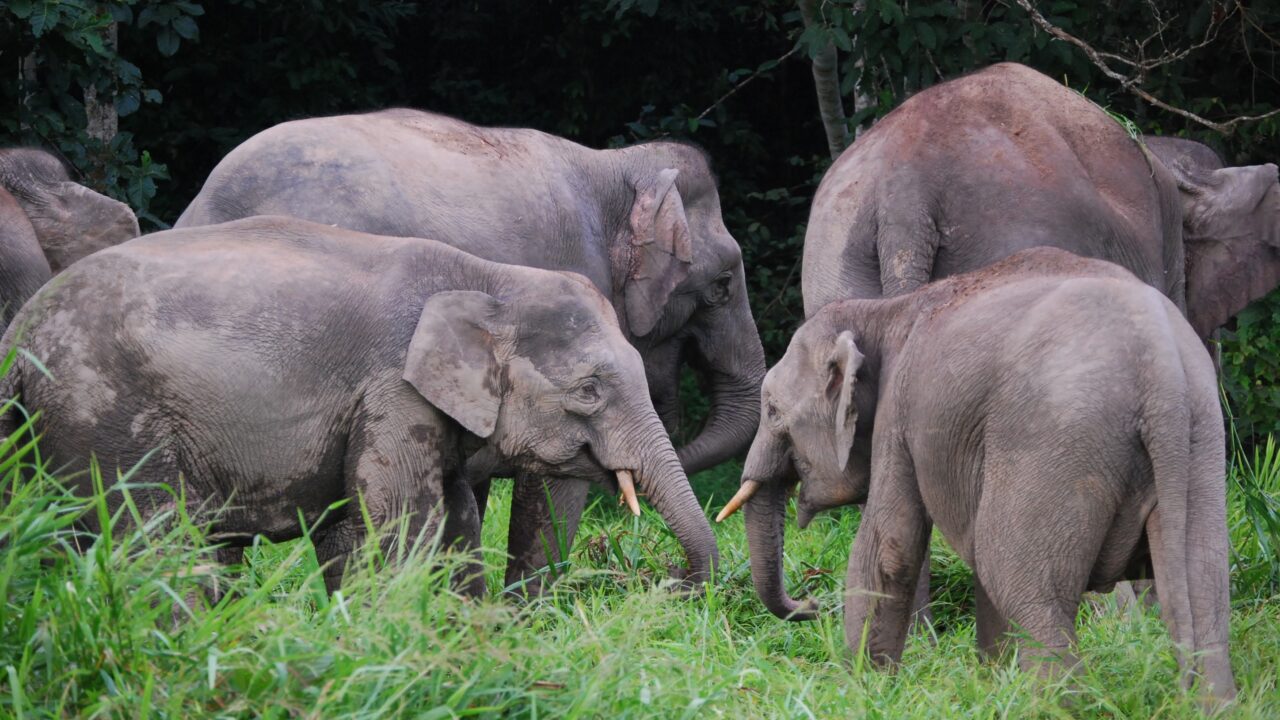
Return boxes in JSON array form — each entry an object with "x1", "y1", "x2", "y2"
[
  {"x1": 614, "y1": 409, "x2": 720, "y2": 584},
  {"x1": 677, "y1": 295, "x2": 766, "y2": 475},
  {"x1": 736, "y1": 427, "x2": 815, "y2": 620}
]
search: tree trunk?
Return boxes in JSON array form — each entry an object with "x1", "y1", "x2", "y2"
[
  {"x1": 798, "y1": 0, "x2": 850, "y2": 160},
  {"x1": 84, "y1": 16, "x2": 118, "y2": 144}
]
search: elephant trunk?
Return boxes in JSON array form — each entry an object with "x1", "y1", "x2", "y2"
[
  {"x1": 616, "y1": 409, "x2": 720, "y2": 584},
  {"x1": 739, "y1": 428, "x2": 815, "y2": 620},
  {"x1": 677, "y1": 291, "x2": 766, "y2": 475}
]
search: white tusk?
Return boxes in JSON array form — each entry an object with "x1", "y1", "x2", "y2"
[
  {"x1": 617, "y1": 470, "x2": 641, "y2": 516},
  {"x1": 715, "y1": 479, "x2": 762, "y2": 523}
]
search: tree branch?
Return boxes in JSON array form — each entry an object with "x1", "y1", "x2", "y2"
[{"x1": 1014, "y1": 0, "x2": 1280, "y2": 135}]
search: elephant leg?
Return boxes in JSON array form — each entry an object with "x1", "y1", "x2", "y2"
[
  {"x1": 843, "y1": 434, "x2": 931, "y2": 665},
  {"x1": 335, "y1": 384, "x2": 455, "y2": 592},
  {"x1": 643, "y1": 338, "x2": 685, "y2": 436},
  {"x1": 975, "y1": 575, "x2": 1012, "y2": 662},
  {"x1": 312, "y1": 516, "x2": 364, "y2": 593},
  {"x1": 911, "y1": 556, "x2": 934, "y2": 631},
  {"x1": 472, "y1": 478, "x2": 492, "y2": 528},
  {"x1": 503, "y1": 472, "x2": 590, "y2": 596},
  {"x1": 975, "y1": 472, "x2": 1102, "y2": 680},
  {"x1": 442, "y1": 469, "x2": 486, "y2": 598}
]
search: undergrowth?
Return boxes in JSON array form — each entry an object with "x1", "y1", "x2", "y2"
[{"x1": 0, "y1": 365, "x2": 1278, "y2": 716}]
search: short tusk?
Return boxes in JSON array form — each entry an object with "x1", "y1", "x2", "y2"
[
  {"x1": 617, "y1": 470, "x2": 641, "y2": 517},
  {"x1": 715, "y1": 479, "x2": 762, "y2": 523}
]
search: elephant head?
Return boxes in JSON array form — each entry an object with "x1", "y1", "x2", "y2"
[
  {"x1": 610, "y1": 142, "x2": 766, "y2": 475},
  {"x1": 0, "y1": 148, "x2": 140, "y2": 273},
  {"x1": 1145, "y1": 136, "x2": 1280, "y2": 338},
  {"x1": 404, "y1": 272, "x2": 719, "y2": 584},
  {"x1": 717, "y1": 317, "x2": 876, "y2": 620}
]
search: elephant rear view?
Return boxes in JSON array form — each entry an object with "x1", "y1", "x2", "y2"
[
  {"x1": 724, "y1": 248, "x2": 1234, "y2": 705},
  {"x1": 0, "y1": 148, "x2": 139, "y2": 332},
  {"x1": 0, "y1": 216, "x2": 717, "y2": 594},
  {"x1": 802, "y1": 62, "x2": 1280, "y2": 339}
]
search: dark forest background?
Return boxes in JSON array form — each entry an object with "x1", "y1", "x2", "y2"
[{"x1": 3, "y1": 0, "x2": 1280, "y2": 439}]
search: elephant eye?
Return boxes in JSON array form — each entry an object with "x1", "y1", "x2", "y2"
[
  {"x1": 571, "y1": 378, "x2": 603, "y2": 408},
  {"x1": 704, "y1": 271, "x2": 733, "y2": 306}
]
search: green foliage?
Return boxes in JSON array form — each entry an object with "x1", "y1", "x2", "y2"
[
  {"x1": 0, "y1": 1, "x2": 202, "y2": 227},
  {"x1": 2, "y1": 417, "x2": 1279, "y2": 715},
  {"x1": 1222, "y1": 295, "x2": 1280, "y2": 442}
]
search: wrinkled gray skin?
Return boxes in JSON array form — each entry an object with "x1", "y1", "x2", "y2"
[
  {"x1": 741, "y1": 249, "x2": 1234, "y2": 704},
  {"x1": 175, "y1": 110, "x2": 762, "y2": 589},
  {"x1": 0, "y1": 216, "x2": 718, "y2": 595},
  {"x1": 800, "y1": 61, "x2": 1278, "y2": 619},
  {"x1": 802, "y1": 63, "x2": 1280, "y2": 339},
  {"x1": 0, "y1": 148, "x2": 139, "y2": 332}
]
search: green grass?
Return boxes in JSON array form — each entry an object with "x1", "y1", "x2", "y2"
[{"x1": 1, "y1": 422, "x2": 1279, "y2": 716}]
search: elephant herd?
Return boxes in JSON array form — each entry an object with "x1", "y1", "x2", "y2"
[{"x1": 3, "y1": 62, "x2": 1277, "y2": 705}]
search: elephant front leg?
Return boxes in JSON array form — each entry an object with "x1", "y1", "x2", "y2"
[
  {"x1": 843, "y1": 437, "x2": 931, "y2": 665},
  {"x1": 442, "y1": 469, "x2": 486, "y2": 597},
  {"x1": 503, "y1": 472, "x2": 590, "y2": 596}
]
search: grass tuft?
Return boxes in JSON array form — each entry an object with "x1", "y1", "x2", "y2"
[{"x1": 0, "y1": 396, "x2": 1277, "y2": 716}]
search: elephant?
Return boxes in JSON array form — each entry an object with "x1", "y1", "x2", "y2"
[
  {"x1": 0, "y1": 215, "x2": 718, "y2": 596},
  {"x1": 719, "y1": 248, "x2": 1235, "y2": 704},
  {"x1": 798, "y1": 61, "x2": 1278, "y2": 618},
  {"x1": 801, "y1": 63, "x2": 1280, "y2": 340},
  {"x1": 0, "y1": 148, "x2": 140, "y2": 332},
  {"x1": 173, "y1": 109, "x2": 763, "y2": 590}
]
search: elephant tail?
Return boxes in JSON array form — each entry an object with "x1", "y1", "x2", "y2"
[{"x1": 1138, "y1": 323, "x2": 1235, "y2": 699}]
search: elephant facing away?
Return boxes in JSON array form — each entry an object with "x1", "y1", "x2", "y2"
[
  {"x1": 719, "y1": 249, "x2": 1234, "y2": 704},
  {"x1": 175, "y1": 110, "x2": 764, "y2": 591},
  {"x1": 0, "y1": 216, "x2": 718, "y2": 595},
  {"x1": 801, "y1": 62, "x2": 1280, "y2": 340},
  {"x1": 0, "y1": 148, "x2": 139, "y2": 332}
]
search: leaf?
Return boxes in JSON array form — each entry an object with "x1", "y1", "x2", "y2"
[
  {"x1": 156, "y1": 28, "x2": 180, "y2": 56},
  {"x1": 9, "y1": 0, "x2": 32, "y2": 20},
  {"x1": 916, "y1": 22, "x2": 937, "y2": 50},
  {"x1": 879, "y1": 0, "x2": 905, "y2": 25},
  {"x1": 171, "y1": 15, "x2": 199, "y2": 40},
  {"x1": 897, "y1": 23, "x2": 915, "y2": 54},
  {"x1": 115, "y1": 90, "x2": 141, "y2": 117}
]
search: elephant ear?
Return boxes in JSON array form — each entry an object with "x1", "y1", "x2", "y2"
[
  {"x1": 1167, "y1": 160, "x2": 1279, "y2": 247},
  {"x1": 825, "y1": 331, "x2": 863, "y2": 471},
  {"x1": 620, "y1": 167, "x2": 694, "y2": 337},
  {"x1": 19, "y1": 181, "x2": 140, "y2": 272},
  {"x1": 403, "y1": 290, "x2": 507, "y2": 438}
]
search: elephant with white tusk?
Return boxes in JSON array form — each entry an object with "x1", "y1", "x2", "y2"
[
  {"x1": 723, "y1": 248, "x2": 1234, "y2": 706},
  {"x1": 0, "y1": 216, "x2": 718, "y2": 596}
]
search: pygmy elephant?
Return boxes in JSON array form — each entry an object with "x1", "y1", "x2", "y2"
[
  {"x1": 799, "y1": 60, "x2": 1278, "y2": 617},
  {"x1": 0, "y1": 148, "x2": 139, "y2": 331},
  {"x1": 719, "y1": 249, "x2": 1234, "y2": 704},
  {"x1": 802, "y1": 62, "x2": 1280, "y2": 340},
  {"x1": 0, "y1": 216, "x2": 718, "y2": 595},
  {"x1": 175, "y1": 110, "x2": 763, "y2": 590}
]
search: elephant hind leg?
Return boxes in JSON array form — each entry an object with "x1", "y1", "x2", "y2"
[{"x1": 973, "y1": 471, "x2": 1109, "y2": 679}]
